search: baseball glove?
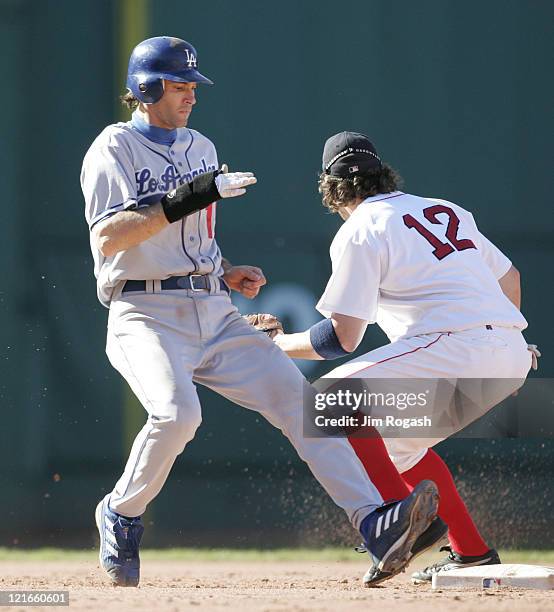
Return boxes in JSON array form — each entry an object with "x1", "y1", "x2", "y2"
[{"x1": 243, "y1": 313, "x2": 284, "y2": 339}]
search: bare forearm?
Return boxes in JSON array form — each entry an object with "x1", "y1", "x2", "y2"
[
  {"x1": 498, "y1": 265, "x2": 521, "y2": 309},
  {"x1": 274, "y1": 331, "x2": 324, "y2": 360},
  {"x1": 93, "y1": 203, "x2": 169, "y2": 257},
  {"x1": 274, "y1": 313, "x2": 367, "y2": 360}
]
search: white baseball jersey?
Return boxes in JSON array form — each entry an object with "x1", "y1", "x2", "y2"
[
  {"x1": 81, "y1": 114, "x2": 221, "y2": 306},
  {"x1": 316, "y1": 191, "x2": 527, "y2": 341}
]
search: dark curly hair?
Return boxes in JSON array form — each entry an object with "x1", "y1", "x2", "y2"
[
  {"x1": 120, "y1": 90, "x2": 139, "y2": 111},
  {"x1": 318, "y1": 164, "x2": 403, "y2": 213}
]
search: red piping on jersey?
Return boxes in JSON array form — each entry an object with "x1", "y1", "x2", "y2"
[
  {"x1": 206, "y1": 203, "x2": 215, "y2": 238},
  {"x1": 367, "y1": 193, "x2": 405, "y2": 204},
  {"x1": 344, "y1": 332, "x2": 451, "y2": 378}
]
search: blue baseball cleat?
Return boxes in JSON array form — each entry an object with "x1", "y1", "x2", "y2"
[
  {"x1": 95, "y1": 494, "x2": 144, "y2": 587},
  {"x1": 359, "y1": 480, "x2": 439, "y2": 587}
]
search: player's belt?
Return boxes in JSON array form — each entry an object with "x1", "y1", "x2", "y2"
[{"x1": 122, "y1": 275, "x2": 229, "y2": 294}]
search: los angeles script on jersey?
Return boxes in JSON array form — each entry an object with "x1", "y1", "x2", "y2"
[{"x1": 135, "y1": 158, "x2": 217, "y2": 197}]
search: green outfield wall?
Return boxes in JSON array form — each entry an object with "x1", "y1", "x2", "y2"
[{"x1": 0, "y1": 0, "x2": 552, "y2": 548}]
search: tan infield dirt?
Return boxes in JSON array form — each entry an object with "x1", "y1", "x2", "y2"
[{"x1": 0, "y1": 558, "x2": 552, "y2": 612}]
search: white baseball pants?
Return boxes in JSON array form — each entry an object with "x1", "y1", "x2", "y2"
[{"x1": 323, "y1": 326, "x2": 532, "y2": 472}]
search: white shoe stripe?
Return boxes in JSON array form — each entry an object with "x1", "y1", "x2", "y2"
[
  {"x1": 105, "y1": 530, "x2": 117, "y2": 547},
  {"x1": 105, "y1": 515, "x2": 115, "y2": 532},
  {"x1": 392, "y1": 502, "x2": 401, "y2": 523},
  {"x1": 375, "y1": 515, "x2": 384, "y2": 538},
  {"x1": 106, "y1": 540, "x2": 118, "y2": 557},
  {"x1": 384, "y1": 507, "x2": 393, "y2": 531}
]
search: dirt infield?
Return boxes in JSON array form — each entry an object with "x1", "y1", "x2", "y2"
[{"x1": 0, "y1": 555, "x2": 553, "y2": 612}]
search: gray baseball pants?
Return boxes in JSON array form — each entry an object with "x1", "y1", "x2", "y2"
[{"x1": 105, "y1": 285, "x2": 382, "y2": 529}]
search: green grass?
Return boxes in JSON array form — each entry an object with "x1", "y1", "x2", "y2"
[{"x1": 0, "y1": 547, "x2": 553, "y2": 563}]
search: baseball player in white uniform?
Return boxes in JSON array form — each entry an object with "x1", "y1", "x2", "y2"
[
  {"x1": 81, "y1": 39, "x2": 440, "y2": 588},
  {"x1": 272, "y1": 131, "x2": 536, "y2": 585}
]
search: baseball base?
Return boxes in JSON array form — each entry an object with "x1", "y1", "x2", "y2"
[{"x1": 432, "y1": 563, "x2": 554, "y2": 590}]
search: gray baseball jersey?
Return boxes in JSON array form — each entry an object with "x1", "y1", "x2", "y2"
[
  {"x1": 81, "y1": 117, "x2": 221, "y2": 306},
  {"x1": 81, "y1": 113, "x2": 383, "y2": 531}
]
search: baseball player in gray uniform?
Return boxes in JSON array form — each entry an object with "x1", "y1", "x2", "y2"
[{"x1": 81, "y1": 37, "x2": 440, "y2": 588}]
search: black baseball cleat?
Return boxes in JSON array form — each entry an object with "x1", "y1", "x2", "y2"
[
  {"x1": 411, "y1": 546, "x2": 501, "y2": 584},
  {"x1": 357, "y1": 515, "x2": 448, "y2": 586},
  {"x1": 359, "y1": 480, "x2": 439, "y2": 587}
]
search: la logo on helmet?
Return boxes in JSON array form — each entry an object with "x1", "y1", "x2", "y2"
[{"x1": 184, "y1": 49, "x2": 197, "y2": 68}]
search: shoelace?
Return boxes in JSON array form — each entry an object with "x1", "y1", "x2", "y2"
[{"x1": 422, "y1": 545, "x2": 455, "y2": 572}]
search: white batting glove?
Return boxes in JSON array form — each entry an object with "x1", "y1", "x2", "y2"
[
  {"x1": 527, "y1": 344, "x2": 541, "y2": 371},
  {"x1": 215, "y1": 164, "x2": 257, "y2": 198}
]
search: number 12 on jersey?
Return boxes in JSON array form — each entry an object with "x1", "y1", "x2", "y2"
[{"x1": 403, "y1": 204, "x2": 476, "y2": 260}]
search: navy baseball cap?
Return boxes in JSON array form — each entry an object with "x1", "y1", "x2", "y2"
[{"x1": 322, "y1": 131, "x2": 382, "y2": 177}]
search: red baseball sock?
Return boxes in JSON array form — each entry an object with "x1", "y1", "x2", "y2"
[
  {"x1": 401, "y1": 448, "x2": 489, "y2": 556},
  {"x1": 348, "y1": 428, "x2": 411, "y2": 501}
]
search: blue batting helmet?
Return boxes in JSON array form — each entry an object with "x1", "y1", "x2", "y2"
[{"x1": 126, "y1": 36, "x2": 213, "y2": 104}]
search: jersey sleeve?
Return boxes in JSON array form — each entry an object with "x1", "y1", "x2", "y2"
[
  {"x1": 81, "y1": 135, "x2": 138, "y2": 229},
  {"x1": 316, "y1": 230, "x2": 381, "y2": 321}
]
